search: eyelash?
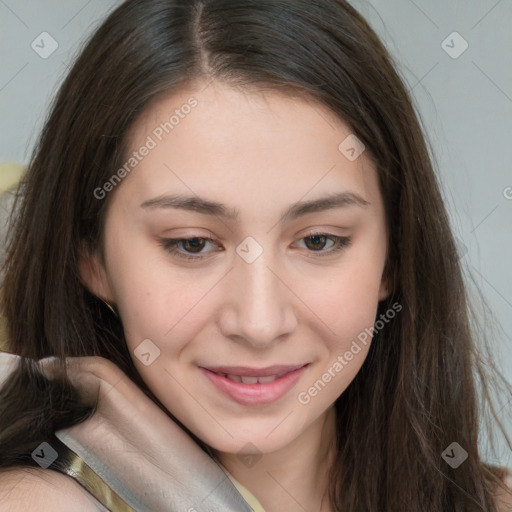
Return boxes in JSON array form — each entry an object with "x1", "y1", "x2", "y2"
[{"x1": 158, "y1": 232, "x2": 352, "y2": 261}]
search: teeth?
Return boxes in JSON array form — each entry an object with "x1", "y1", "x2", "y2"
[
  {"x1": 221, "y1": 373, "x2": 280, "y2": 384},
  {"x1": 240, "y1": 375, "x2": 259, "y2": 384},
  {"x1": 258, "y1": 375, "x2": 278, "y2": 383}
]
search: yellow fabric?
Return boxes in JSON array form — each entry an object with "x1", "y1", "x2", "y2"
[
  {"x1": 0, "y1": 163, "x2": 26, "y2": 352},
  {"x1": 226, "y1": 471, "x2": 267, "y2": 512},
  {"x1": 50, "y1": 434, "x2": 137, "y2": 512},
  {"x1": 0, "y1": 162, "x2": 25, "y2": 193}
]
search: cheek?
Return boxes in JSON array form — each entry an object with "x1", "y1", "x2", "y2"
[
  {"x1": 104, "y1": 238, "x2": 219, "y2": 380},
  {"x1": 296, "y1": 248, "x2": 385, "y2": 395},
  {"x1": 295, "y1": 291, "x2": 377, "y2": 410},
  {"x1": 101, "y1": 224, "x2": 173, "y2": 345},
  {"x1": 102, "y1": 217, "x2": 169, "y2": 313},
  {"x1": 311, "y1": 276, "x2": 379, "y2": 374},
  {"x1": 305, "y1": 252, "x2": 385, "y2": 342}
]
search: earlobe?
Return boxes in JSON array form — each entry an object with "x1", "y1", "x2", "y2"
[{"x1": 78, "y1": 247, "x2": 114, "y2": 303}]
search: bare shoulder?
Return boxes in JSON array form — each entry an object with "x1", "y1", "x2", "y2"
[
  {"x1": 0, "y1": 466, "x2": 102, "y2": 511},
  {"x1": 494, "y1": 471, "x2": 512, "y2": 512}
]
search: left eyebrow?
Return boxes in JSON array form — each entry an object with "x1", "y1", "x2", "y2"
[{"x1": 140, "y1": 191, "x2": 370, "y2": 223}]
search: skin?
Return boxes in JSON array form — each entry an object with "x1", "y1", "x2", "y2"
[{"x1": 80, "y1": 79, "x2": 390, "y2": 512}]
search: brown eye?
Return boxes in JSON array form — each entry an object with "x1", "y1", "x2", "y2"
[
  {"x1": 304, "y1": 234, "x2": 331, "y2": 251},
  {"x1": 295, "y1": 232, "x2": 352, "y2": 256},
  {"x1": 158, "y1": 236, "x2": 219, "y2": 261},
  {"x1": 181, "y1": 238, "x2": 206, "y2": 253}
]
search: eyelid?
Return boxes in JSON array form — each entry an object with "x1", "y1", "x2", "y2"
[{"x1": 157, "y1": 235, "x2": 219, "y2": 261}]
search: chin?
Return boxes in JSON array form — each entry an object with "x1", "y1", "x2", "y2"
[{"x1": 197, "y1": 424, "x2": 300, "y2": 456}]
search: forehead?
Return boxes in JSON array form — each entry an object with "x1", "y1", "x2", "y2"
[{"x1": 115, "y1": 80, "x2": 382, "y2": 220}]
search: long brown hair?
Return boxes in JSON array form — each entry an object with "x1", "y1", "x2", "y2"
[{"x1": 1, "y1": 0, "x2": 511, "y2": 510}]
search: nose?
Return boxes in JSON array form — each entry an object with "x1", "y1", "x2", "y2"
[{"x1": 217, "y1": 250, "x2": 298, "y2": 349}]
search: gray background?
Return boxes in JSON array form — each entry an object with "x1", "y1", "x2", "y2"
[{"x1": 1, "y1": 0, "x2": 511, "y2": 469}]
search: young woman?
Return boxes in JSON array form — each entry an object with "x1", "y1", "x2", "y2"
[{"x1": 0, "y1": 0, "x2": 511, "y2": 511}]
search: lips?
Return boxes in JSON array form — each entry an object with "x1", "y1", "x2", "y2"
[{"x1": 200, "y1": 363, "x2": 309, "y2": 406}]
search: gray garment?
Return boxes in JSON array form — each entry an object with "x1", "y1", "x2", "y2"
[{"x1": 0, "y1": 352, "x2": 255, "y2": 512}]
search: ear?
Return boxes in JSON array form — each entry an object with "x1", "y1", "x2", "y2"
[
  {"x1": 78, "y1": 246, "x2": 114, "y2": 303},
  {"x1": 378, "y1": 274, "x2": 391, "y2": 301}
]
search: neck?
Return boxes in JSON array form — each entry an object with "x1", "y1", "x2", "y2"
[{"x1": 213, "y1": 406, "x2": 337, "y2": 512}]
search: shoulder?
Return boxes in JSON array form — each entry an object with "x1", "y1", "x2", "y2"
[
  {"x1": 494, "y1": 470, "x2": 512, "y2": 512},
  {"x1": 0, "y1": 466, "x2": 102, "y2": 511}
]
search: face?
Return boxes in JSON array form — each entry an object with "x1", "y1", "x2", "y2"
[{"x1": 81, "y1": 79, "x2": 389, "y2": 456}]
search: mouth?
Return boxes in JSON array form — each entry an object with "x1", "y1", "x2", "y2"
[{"x1": 199, "y1": 363, "x2": 309, "y2": 405}]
